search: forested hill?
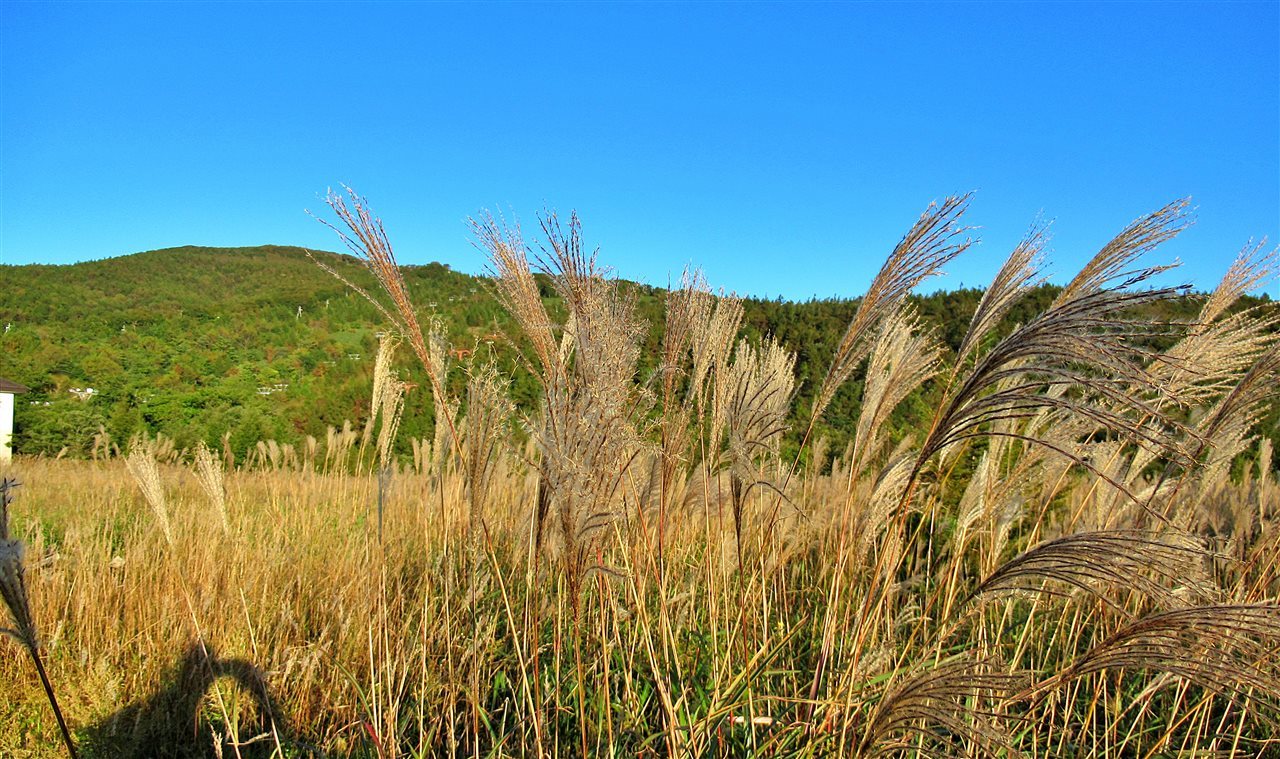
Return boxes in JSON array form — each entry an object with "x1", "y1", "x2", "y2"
[
  {"x1": 2, "y1": 245, "x2": 503, "y2": 456},
  {"x1": 0, "y1": 245, "x2": 1271, "y2": 460}
]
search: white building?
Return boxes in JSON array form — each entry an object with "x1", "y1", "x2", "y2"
[{"x1": 0, "y1": 377, "x2": 29, "y2": 462}]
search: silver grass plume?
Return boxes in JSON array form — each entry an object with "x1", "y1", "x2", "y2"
[
  {"x1": 694, "y1": 292, "x2": 743, "y2": 450},
  {"x1": 472, "y1": 210, "x2": 561, "y2": 382},
  {"x1": 1189, "y1": 343, "x2": 1280, "y2": 501},
  {"x1": 487, "y1": 211, "x2": 651, "y2": 596},
  {"x1": 1195, "y1": 239, "x2": 1276, "y2": 327},
  {"x1": 655, "y1": 269, "x2": 707, "y2": 565},
  {"x1": 1052, "y1": 604, "x2": 1280, "y2": 722},
  {"x1": 126, "y1": 441, "x2": 174, "y2": 546},
  {"x1": 426, "y1": 324, "x2": 456, "y2": 469},
  {"x1": 193, "y1": 441, "x2": 229, "y2": 536},
  {"x1": 951, "y1": 452, "x2": 996, "y2": 559},
  {"x1": 311, "y1": 188, "x2": 455, "y2": 455},
  {"x1": 464, "y1": 361, "x2": 513, "y2": 538},
  {"x1": 813, "y1": 194, "x2": 973, "y2": 423},
  {"x1": 969, "y1": 530, "x2": 1216, "y2": 612},
  {"x1": 362, "y1": 332, "x2": 399, "y2": 446},
  {"x1": 376, "y1": 375, "x2": 406, "y2": 472},
  {"x1": 1130, "y1": 249, "x2": 1280, "y2": 524},
  {"x1": 1053, "y1": 199, "x2": 1191, "y2": 304},
  {"x1": 725, "y1": 336, "x2": 797, "y2": 475},
  {"x1": 368, "y1": 340, "x2": 407, "y2": 542},
  {"x1": 853, "y1": 445, "x2": 916, "y2": 567},
  {"x1": 659, "y1": 268, "x2": 705, "y2": 472},
  {"x1": 722, "y1": 336, "x2": 797, "y2": 564},
  {"x1": 957, "y1": 223, "x2": 1048, "y2": 364},
  {"x1": 951, "y1": 411, "x2": 1056, "y2": 575},
  {"x1": 1195, "y1": 333, "x2": 1280, "y2": 448},
  {"x1": 856, "y1": 656, "x2": 1024, "y2": 758},
  {"x1": 914, "y1": 202, "x2": 1197, "y2": 505},
  {"x1": 1260, "y1": 438, "x2": 1277, "y2": 523},
  {"x1": 1152, "y1": 241, "x2": 1280, "y2": 406},
  {"x1": 850, "y1": 304, "x2": 942, "y2": 477}
]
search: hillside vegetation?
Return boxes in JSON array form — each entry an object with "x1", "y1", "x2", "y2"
[{"x1": 2, "y1": 242, "x2": 1271, "y2": 463}]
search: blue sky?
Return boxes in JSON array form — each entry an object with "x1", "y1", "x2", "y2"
[{"x1": 1, "y1": 1, "x2": 1276, "y2": 300}]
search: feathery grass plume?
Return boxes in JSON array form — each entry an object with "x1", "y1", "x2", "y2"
[
  {"x1": 253, "y1": 439, "x2": 284, "y2": 472},
  {"x1": 686, "y1": 286, "x2": 730, "y2": 401},
  {"x1": 948, "y1": 412, "x2": 1057, "y2": 575},
  {"x1": 852, "y1": 445, "x2": 916, "y2": 566},
  {"x1": 1260, "y1": 438, "x2": 1277, "y2": 520},
  {"x1": 426, "y1": 324, "x2": 457, "y2": 470},
  {"x1": 192, "y1": 442, "x2": 229, "y2": 536},
  {"x1": 1053, "y1": 604, "x2": 1280, "y2": 720},
  {"x1": 323, "y1": 421, "x2": 359, "y2": 474},
  {"x1": 655, "y1": 268, "x2": 707, "y2": 565},
  {"x1": 499, "y1": 211, "x2": 652, "y2": 596},
  {"x1": 722, "y1": 336, "x2": 797, "y2": 564},
  {"x1": 724, "y1": 337, "x2": 797, "y2": 472},
  {"x1": 1053, "y1": 199, "x2": 1191, "y2": 305},
  {"x1": 409, "y1": 437, "x2": 429, "y2": 475},
  {"x1": 1, "y1": 479, "x2": 79, "y2": 758},
  {"x1": 658, "y1": 271, "x2": 708, "y2": 452},
  {"x1": 1198, "y1": 239, "x2": 1278, "y2": 327},
  {"x1": 471, "y1": 210, "x2": 561, "y2": 383},
  {"x1": 303, "y1": 434, "x2": 319, "y2": 471},
  {"x1": 849, "y1": 304, "x2": 942, "y2": 477},
  {"x1": 1157, "y1": 307, "x2": 1280, "y2": 407},
  {"x1": 1151, "y1": 242, "x2": 1280, "y2": 407},
  {"x1": 1185, "y1": 343, "x2": 1280, "y2": 504},
  {"x1": 311, "y1": 187, "x2": 459, "y2": 455},
  {"x1": 1196, "y1": 342, "x2": 1280, "y2": 449},
  {"x1": 812, "y1": 194, "x2": 973, "y2": 424},
  {"x1": 855, "y1": 656, "x2": 1024, "y2": 758},
  {"x1": 376, "y1": 378, "x2": 406, "y2": 473},
  {"x1": 957, "y1": 223, "x2": 1048, "y2": 364},
  {"x1": 126, "y1": 441, "x2": 173, "y2": 545},
  {"x1": 661, "y1": 268, "x2": 705, "y2": 405},
  {"x1": 367, "y1": 357, "x2": 406, "y2": 542},
  {"x1": 146, "y1": 433, "x2": 180, "y2": 465},
  {"x1": 914, "y1": 202, "x2": 1198, "y2": 503},
  {"x1": 90, "y1": 426, "x2": 112, "y2": 461},
  {"x1": 0, "y1": 536, "x2": 34, "y2": 645},
  {"x1": 983, "y1": 498, "x2": 1025, "y2": 580},
  {"x1": 809, "y1": 435, "x2": 831, "y2": 481},
  {"x1": 463, "y1": 361, "x2": 513, "y2": 538},
  {"x1": 363, "y1": 332, "x2": 400, "y2": 446},
  {"x1": 950, "y1": 453, "x2": 996, "y2": 557},
  {"x1": 968, "y1": 530, "x2": 1216, "y2": 613},
  {"x1": 693, "y1": 291, "x2": 743, "y2": 448}
]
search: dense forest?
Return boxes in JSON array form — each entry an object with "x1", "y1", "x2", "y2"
[{"x1": 1, "y1": 245, "x2": 1273, "y2": 463}]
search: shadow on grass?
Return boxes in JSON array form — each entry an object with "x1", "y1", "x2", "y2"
[{"x1": 78, "y1": 641, "x2": 320, "y2": 758}]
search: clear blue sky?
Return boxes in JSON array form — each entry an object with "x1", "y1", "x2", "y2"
[{"x1": 1, "y1": 1, "x2": 1277, "y2": 300}]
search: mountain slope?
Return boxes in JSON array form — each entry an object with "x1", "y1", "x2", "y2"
[
  {"x1": 1, "y1": 245, "x2": 1271, "y2": 461},
  {"x1": 1, "y1": 246, "x2": 505, "y2": 456}
]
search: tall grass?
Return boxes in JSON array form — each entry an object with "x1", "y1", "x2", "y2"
[{"x1": 2, "y1": 195, "x2": 1278, "y2": 758}]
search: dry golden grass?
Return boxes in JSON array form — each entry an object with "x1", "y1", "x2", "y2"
[
  {"x1": 3, "y1": 196, "x2": 1279, "y2": 758},
  {"x1": 2, "y1": 436, "x2": 1275, "y2": 757}
]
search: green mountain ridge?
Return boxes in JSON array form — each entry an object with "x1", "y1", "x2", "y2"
[
  {"x1": 1, "y1": 245, "x2": 1272, "y2": 462},
  {"x1": 2, "y1": 245, "x2": 496, "y2": 457}
]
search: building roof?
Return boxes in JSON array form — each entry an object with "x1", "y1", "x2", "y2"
[{"x1": 0, "y1": 378, "x2": 29, "y2": 394}]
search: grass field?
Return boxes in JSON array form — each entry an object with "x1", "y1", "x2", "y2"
[{"x1": 3, "y1": 193, "x2": 1279, "y2": 757}]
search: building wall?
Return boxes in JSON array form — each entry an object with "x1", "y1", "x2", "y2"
[{"x1": 0, "y1": 391, "x2": 13, "y2": 461}]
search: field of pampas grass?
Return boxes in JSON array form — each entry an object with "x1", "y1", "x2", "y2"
[{"x1": 3, "y1": 192, "x2": 1280, "y2": 758}]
